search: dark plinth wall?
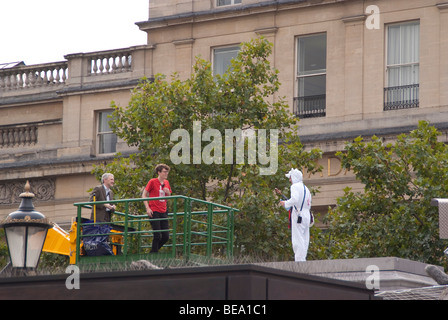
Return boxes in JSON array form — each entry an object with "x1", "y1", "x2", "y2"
[{"x1": 0, "y1": 264, "x2": 376, "y2": 300}]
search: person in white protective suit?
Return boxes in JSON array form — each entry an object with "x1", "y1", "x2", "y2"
[{"x1": 278, "y1": 168, "x2": 313, "y2": 262}]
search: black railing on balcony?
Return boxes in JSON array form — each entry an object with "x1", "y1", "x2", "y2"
[
  {"x1": 293, "y1": 95, "x2": 326, "y2": 118},
  {"x1": 384, "y1": 84, "x2": 419, "y2": 111}
]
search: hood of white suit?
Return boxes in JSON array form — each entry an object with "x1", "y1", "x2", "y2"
[{"x1": 285, "y1": 168, "x2": 303, "y2": 184}]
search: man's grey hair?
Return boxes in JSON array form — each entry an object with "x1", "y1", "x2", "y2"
[{"x1": 101, "y1": 173, "x2": 114, "y2": 184}]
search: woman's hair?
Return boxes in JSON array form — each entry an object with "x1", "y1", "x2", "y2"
[{"x1": 155, "y1": 164, "x2": 170, "y2": 174}]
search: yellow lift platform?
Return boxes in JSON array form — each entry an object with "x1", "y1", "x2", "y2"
[{"x1": 42, "y1": 219, "x2": 125, "y2": 265}]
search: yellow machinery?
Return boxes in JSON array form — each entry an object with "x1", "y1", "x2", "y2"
[
  {"x1": 42, "y1": 223, "x2": 72, "y2": 259},
  {"x1": 42, "y1": 195, "x2": 125, "y2": 264},
  {"x1": 42, "y1": 219, "x2": 125, "y2": 264},
  {"x1": 42, "y1": 221, "x2": 76, "y2": 264}
]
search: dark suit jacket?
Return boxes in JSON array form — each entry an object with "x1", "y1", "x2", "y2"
[{"x1": 90, "y1": 185, "x2": 115, "y2": 222}]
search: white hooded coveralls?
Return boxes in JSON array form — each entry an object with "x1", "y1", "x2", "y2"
[{"x1": 284, "y1": 169, "x2": 312, "y2": 262}]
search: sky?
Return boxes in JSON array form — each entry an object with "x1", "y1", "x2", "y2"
[{"x1": 0, "y1": 0, "x2": 149, "y2": 65}]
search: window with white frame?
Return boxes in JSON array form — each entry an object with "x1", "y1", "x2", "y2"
[
  {"x1": 97, "y1": 110, "x2": 117, "y2": 154},
  {"x1": 295, "y1": 33, "x2": 327, "y2": 118},
  {"x1": 217, "y1": 0, "x2": 242, "y2": 7},
  {"x1": 213, "y1": 46, "x2": 240, "y2": 75},
  {"x1": 385, "y1": 21, "x2": 420, "y2": 110}
]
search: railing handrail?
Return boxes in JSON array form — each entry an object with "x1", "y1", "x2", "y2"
[
  {"x1": 293, "y1": 94, "x2": 326, "y2": 118},
  {"x1": 64, "y1": 47, "x2": 134, "y2": 60},
  {"x1": 384, "y1": 83, "x2": 419, "y2": 111},
  {"x1": 74, "y1": 195, "x2": 239, "y2": 212},
  {"x1": 384, "y1": 83, "x2": 420, "y2": 90},
  {"x1": 0, "y1": 61, "x2": 68, "y2": 74}
]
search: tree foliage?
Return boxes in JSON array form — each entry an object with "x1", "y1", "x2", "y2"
[
  {"x1": 319, "y1": 121, "x2": 448, "y2": 266},
  {"x1": 93, "y1": 37, "x2": 322, "y2": 260}
]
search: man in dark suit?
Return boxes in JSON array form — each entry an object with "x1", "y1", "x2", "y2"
[{"x1": 90, "y1": 173, "x2": 116, "y2": 222}]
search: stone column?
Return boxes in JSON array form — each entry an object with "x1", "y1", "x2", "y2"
[
  {"x1": 341, "y1": 15, "x2": 366, "y2": 120},
  {"x1": 173, "y1": 38, "x2": 195, "y2": 81},
  {"x1": 437, "y1": 3, "x2": 448, "y2": 107}
]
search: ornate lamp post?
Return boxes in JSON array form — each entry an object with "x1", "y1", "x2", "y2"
[{"x1": 0, "y1": 181, "x2": 52, "y2": 274}]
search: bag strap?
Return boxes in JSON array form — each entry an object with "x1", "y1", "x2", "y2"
[{"x1": 300, "y1": 184, "x2": 306, "y2": 212}]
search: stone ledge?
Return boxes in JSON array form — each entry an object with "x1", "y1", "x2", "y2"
[{"x1": 257, "y1": 257, "x2": 442, "y2": 291}]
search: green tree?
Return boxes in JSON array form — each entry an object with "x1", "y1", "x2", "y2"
[
  {"x1": 93, "y1": 37, "x2": 322, "y2": 260},
  {"x1": 319, "y1": 121, "x2": 448, "y2": 266}
]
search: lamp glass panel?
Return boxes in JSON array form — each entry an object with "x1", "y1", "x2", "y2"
[
  {"x1": 25, "y1": 226, "x2": 48, "y2": 268},
  {"x1": 5, "y1": 226, "x2": 26, "y2": 268}
]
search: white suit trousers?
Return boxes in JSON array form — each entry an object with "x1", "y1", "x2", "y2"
[{"x1": 291, "y1": 207, "x2": 311, "y2": 262}]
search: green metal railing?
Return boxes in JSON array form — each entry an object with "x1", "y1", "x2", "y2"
[{"x1": 73, "y1": 195, "x2": 237, "y2": 265}]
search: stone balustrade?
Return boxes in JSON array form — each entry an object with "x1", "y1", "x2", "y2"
[
  {"x1": 88, "y1": 48, "x2": 133, "y2": 75},
  {"x1": 0, "y1": 62, "x2": 68, "y2": 91},
  {"x1": 0, "y1": 45, "x2": 153, "y2": 95},
  {"x1": 0, "y1": 124, "x2": 38, "y2": 148}
]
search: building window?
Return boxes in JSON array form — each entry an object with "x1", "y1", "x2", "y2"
[
  {"x1": 384, "y1": 21, "x2": 420, "y2": 111},
  {"x1": 217, "y1": 0, "x2": 242, "y2": 7},
  {"x1": 97, "y1": 111, "x2": 117, "y2": 154},
  {"x1": 213, "y1": 46, "x2": 240, "y2": 75},
  {"x1": 294, "y1": 33, "x2": 327, "y2": 118}
]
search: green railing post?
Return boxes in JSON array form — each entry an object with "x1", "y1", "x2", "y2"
[
  {"x1": 171, "y1": 198, "x2": 177, "y2": 258},
  {"x1": 206, "y1": 203, "x2": 213, "y2": 258},
  {"x1": 183, "y1": 197, "x2": 191, "y2": 263},
  {"x1": 123, "y1": 201, "x2": 129, "y2": 258},
  {"x1": 228, "y1": 209, "x2": 234, "y2": 257},
  {"x1": 137, "y1": 219, "x2": 142, "y2": 255},
  {"x1": 75, "y1": 204, "x2": 82, "y2": 265}
]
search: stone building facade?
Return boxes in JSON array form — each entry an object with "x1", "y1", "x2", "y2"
[{"x1": 1, "y1": 0, "x2": 448, "y2": 225}]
